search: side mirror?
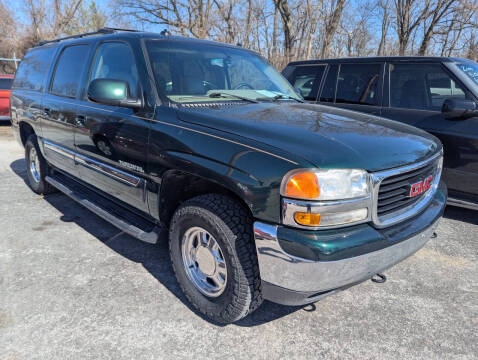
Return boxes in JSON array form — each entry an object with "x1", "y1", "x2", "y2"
[
  {"x1": 442, "y1": 98, "x2": 478, "y2": 119},
  {"x1": 87, "y1": 78, "x2": 142, "y2": 109}
]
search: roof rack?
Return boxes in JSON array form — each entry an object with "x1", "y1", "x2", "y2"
[{"x1": 35, "y1": 27, "x2": 139, "y2": 47}]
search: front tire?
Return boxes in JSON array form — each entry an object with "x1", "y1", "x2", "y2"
[
  {"x1": 25, "y1": 134, "x2": 55, "y2": 195},
  {"x1": 169, "y1": 194, "x2": 262, "y2": 324}
]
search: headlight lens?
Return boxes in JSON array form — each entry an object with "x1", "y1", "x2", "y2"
[{"x1": 283, "y1": 169, "x2": 370, "y2": 200}]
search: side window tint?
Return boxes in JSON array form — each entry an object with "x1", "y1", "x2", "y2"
[
  {"x1": 390, "y1": 63, "x2": 466, "y2": 111},
  {"x1": 319, "y1": 65, "x2": 338, "y2": 102},
  {"x1": 336, "y1": 64, "x2": 380, "y2": 105},
  {"x1": 13, "y1": 47, "x2": 55, "y2": 91},
  {"x1": 51, "y1": 45, "x2": 89, "y2": 98},
  {"x1": 287, "y1": 65, "x2": 326, "y2": 101},
  {"x1": 90, "y1": 42, "x2": 139, "y2": 98}
]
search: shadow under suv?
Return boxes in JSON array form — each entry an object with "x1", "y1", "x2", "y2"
[{"x1": 10, "y1": 29, "x2": 446, "y2": 323}]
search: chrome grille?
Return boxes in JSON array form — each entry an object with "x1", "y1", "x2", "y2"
[
  {"x1": 371, "y1": 152, "x2": 443, "y2": 228},
  {"x1": 377, "y1": 162, "x2": 436, "y2": 216}
]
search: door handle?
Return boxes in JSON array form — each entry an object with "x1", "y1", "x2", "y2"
[
  {"x1": 43, "y1": 108, "x2": 50, "y2": 116},
  {"x1": 75, "y1": 115, "x2": 86, "y2": 127}
]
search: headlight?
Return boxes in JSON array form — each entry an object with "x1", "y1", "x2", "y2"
[
  {"x1": 281, "y1": 169, "x2": 372, "y2": 229},
  {"x1": 281, "y1": 169, "x2": 370, "y2": 201}
]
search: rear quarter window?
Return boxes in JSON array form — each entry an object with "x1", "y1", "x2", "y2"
[{"x1": 13, "y1": 46, "x2": 56, "y2": 91}]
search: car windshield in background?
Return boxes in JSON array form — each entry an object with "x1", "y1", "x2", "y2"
[
  {"x1": 146, "y1": 40, "x2": 300, "y2": 103},
  {"x1": 0, "y1": 78, "x2": 13, "y2": 90},
  {"x1": 456, "y1": 62, "x2": 478, "y2": 86}
]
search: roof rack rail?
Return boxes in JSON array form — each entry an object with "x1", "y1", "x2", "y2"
[{"x1": 35, "y1": 27, "x2": 139, "y2": 47}]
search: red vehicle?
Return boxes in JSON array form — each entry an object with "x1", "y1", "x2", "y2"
[{"x1": 0, "y1": 74, "x2": 14, "y2": 121}]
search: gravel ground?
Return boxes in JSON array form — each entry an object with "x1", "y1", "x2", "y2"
[{"x1": 0, "y1": 123, "x2": 477, "y2": 359}]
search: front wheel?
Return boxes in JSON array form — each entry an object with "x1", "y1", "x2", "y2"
[{"x1": 169, "y1": 194, "x2": 262, "y2": 323}]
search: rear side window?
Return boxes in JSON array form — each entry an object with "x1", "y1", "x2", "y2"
[
  {"x1": 51, "y1": 45, "x2": 89, "y2": 98},
  {"x1": 13, "y1": 47, "x2": 56, "y2": 91},
  {"x1": 319, "y1": 65, "x2": 338, "y2": 102},
  {"x1": 0, "y1": 78, "x2": 13, "y2": 89},
  {"x1": 336, "y1": 64, "x2": 381, "y2": 105},
  {"x1": 287, "y1": 65, "x2": 326, "y2": 101},
  {"x1": 390, "y1": 63, "x2": 466, "y2": 111}
]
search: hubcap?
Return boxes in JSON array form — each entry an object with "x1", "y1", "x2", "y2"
[
  {"x1": 181, "y1": 227, "x2": 227, "y2": 297},
  {"x1": 29, "y1": 146, "x2": 41, "y2": 183}
]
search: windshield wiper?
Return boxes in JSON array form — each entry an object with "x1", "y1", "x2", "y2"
[
  {"x1": 256, "y1": 94, "x2": 304, "y2": 103},
  {"x1": 208, "y1": 92, "x2": 259, "y2": 104}
]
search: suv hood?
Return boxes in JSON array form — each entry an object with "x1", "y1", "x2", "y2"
[{"x1": 176, "y1": 102, "x2": 441, "y2": 172}]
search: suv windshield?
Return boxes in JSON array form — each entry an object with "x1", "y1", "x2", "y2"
[
  {"x1": 456, "y1": 62, "x2": 478, "y2": 86},
  {"x1": 146, "y1": 40, "x2": 300, "y2": 103}
]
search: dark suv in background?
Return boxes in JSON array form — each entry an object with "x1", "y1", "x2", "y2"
[{"x1": 283, "y1": 57, "x2": 478, "y2": 210}]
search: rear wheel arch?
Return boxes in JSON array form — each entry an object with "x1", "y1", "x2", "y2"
[{"x1": 19, "y1": 121, "x2": 35, "y2": 147}]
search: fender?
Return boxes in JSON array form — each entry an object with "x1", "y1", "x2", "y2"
[{"x1": 148, "y1": 150, "x2": 299, "y2": 224}]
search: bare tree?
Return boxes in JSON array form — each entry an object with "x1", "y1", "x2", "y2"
[
  {"x1": 320, "y1": 0, "x2": 346, "y2": 58},
  {"x1": 417, "y1": 0, "x2": 456, "y2": 55},
  {"x1": 376, "y1": 0, "x2": 391, "y2": 56},
  {"x1": 273, "y1": 0, "x2": 294, "y2": 62},
  {"x1": 392, "y1": 0, "x2": 430, "y2": 55},
  {"x1": 115, "y1": 0, "x2": 214, "y2": 38}
]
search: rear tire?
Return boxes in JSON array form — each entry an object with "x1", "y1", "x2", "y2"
[
  {"x1": 25, "y1": 134, "x2": 55, "y2": 195},
  {"x1": 169, "y1": 194, "x2": 262, "y2": 324}
]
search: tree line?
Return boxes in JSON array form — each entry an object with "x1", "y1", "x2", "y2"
[{"x1": 1, "y1": 0, "x2": 477, "y2": 73}]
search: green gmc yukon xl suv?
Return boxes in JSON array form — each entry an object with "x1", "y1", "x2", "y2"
[{"x1": 10, "y1": 29, "x2": 447, "y2": 323}]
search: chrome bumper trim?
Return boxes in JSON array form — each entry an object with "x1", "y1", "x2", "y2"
[{"x1": 253, "y1": 219, "x2": 439, "y2": 293}]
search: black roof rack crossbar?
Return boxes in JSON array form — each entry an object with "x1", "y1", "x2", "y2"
[{"x1": 35, "y1": 27, "x2": 139, "y2": 47}]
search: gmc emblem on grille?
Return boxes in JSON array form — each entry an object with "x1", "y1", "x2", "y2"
[{"x1": 409, "y1": 175, "x2": 433, "y2": 197}]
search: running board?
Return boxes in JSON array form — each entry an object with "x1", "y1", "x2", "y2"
[
  {"x1": 447, "y1": 197, "x2": 478, "y2": 211},
  {"x1": 46, "y1": 173, "x2": 159, "y2": 244}
]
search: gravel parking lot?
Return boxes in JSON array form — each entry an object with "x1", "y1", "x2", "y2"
[{"x1": 0, "y1": 123, "x2": 477, "y2": 359}]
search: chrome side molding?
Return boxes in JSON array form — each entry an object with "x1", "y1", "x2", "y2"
[
  {"x1": 41, "y1": 138, "x2": 142, "y2": 188},
  {"x1": 447, "y1": 197, "x2": 478, "y2": 211}
]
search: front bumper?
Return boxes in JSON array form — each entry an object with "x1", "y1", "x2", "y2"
[{"x1": 254, "y1": 181, "x2": 447, "y2": 305}]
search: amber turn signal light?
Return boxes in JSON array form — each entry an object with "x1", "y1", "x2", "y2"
[
  {"x1": 294, "y1": 212, "x2": 321, "y2": 226},
  {"x1": 285, "y1": 171, "x2": 320, "y2": 199}
]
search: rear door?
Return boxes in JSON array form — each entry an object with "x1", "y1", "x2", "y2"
[
  {"x1": 41, "y1": 44, "x2": 91, "y2": 176},
  {"x1": 74, "y1": 40, "x2": 151, "y2": 212},
  {"x1": 317, "y1": 62, "x2": 383, "y2": 116},
  {"x1": 283, "y1": 64, "x2": 327, "y2": 102},
  {"x1": 381, "y1": 62, "x2": 478, "y2": 197}
]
